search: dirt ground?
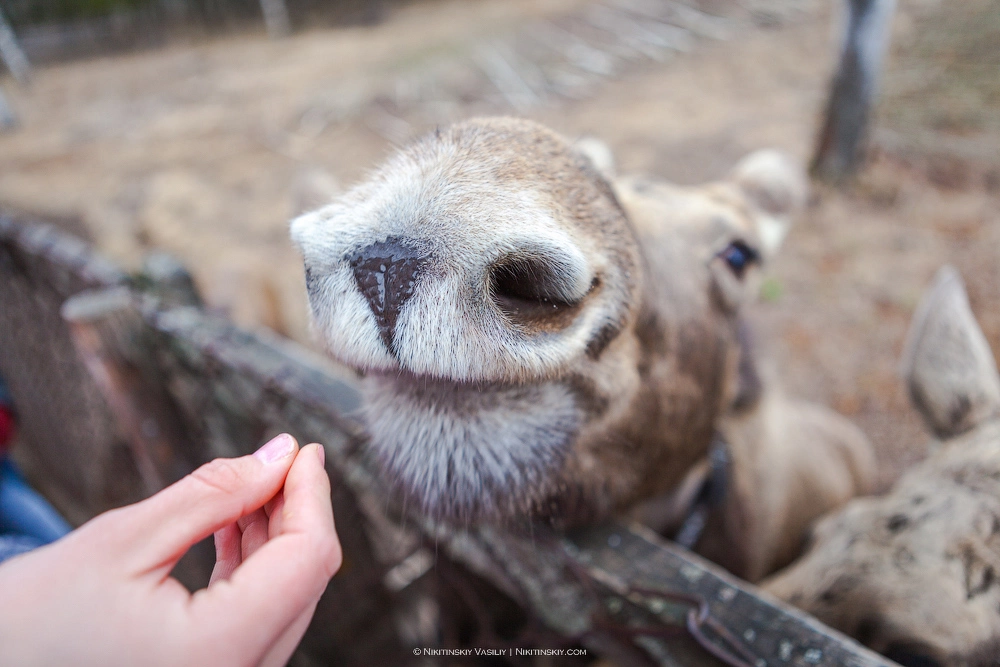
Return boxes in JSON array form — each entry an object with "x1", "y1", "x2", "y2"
[{"x1": 1, "y1": 0, "x2": 998, "y2": 489}]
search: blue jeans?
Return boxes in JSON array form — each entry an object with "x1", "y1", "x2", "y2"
[{"x1": 0, "y1": 458, "x2": 72, "y2": 563}]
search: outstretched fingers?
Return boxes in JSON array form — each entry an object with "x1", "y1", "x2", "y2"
[
  {"x1": 114, "y1": 434, "x2": 300, "y2": 578},
  {"x1": 192, "y1": 444, "x2": 341, "y2": 661}
]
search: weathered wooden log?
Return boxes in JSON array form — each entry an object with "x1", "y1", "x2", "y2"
[
  {"x1": 425, "y1": 519, "x2": 898, "y2": 667},
  {"x1": 0, "y1": 216, "x2": 126, "y2": 294},
  {"x1": 0, "y1": 216, "x2": 141, "y2": 527},
  {"x1": 60, "y1": 286, "x2": 216, "y2": 588},
  {"x1": 138, "y1": 251, "x2": 204, "y2": 309},
  {"x1": 61, "y1": 287, "x2": 197, "y2": 496},
  {"x1": 1, "y1": 215, "x2": 902, "y2": 666}
]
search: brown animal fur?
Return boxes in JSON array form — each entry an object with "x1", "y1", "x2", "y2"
[
  {"x1": 618, "y1": 160, "x2": 876, "y2": 580},
  {"x1": 698, "y1": 390, "x2": 876, "y2": 581},
  {"x1": 291, "y1": 117, "x2": 873, "y2": 580},
  {"x1": 764, "y1": 267, "x2": 1000, "y2": 667}
]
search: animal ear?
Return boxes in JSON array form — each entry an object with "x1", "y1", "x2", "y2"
[
  {"x1": 729, "y1": 150, "x2": 808, "y2": 258},
  {"x1": 572, "y1": 136, "x2": 617, "y2": 180},
  {"x1": 900, "y1": 266, "x2": 1000, "y2": 439}
]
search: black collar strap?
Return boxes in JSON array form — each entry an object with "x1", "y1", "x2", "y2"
[{"x1": 673, "y1": 433, "x2": 730, "y2": 550}]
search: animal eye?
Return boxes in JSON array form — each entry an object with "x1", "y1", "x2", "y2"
[{"x1": 718, "y1": 241, "x2": 760, "y2": 279}]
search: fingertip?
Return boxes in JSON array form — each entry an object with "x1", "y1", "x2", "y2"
[
  {"x1": 125, "y1": 444, "x2": 301, "y2": 575},
  {"x1": 296, "y1": 443, "x2": 328, "y2": 478},
  {"x1": 253, "y1": 433, "x2": 298, "y2": 465},
  {"x1": 194, "y1": 442, "x2": 341, "y2": 647},
  {"x1": 282, "y1": 443, "x2": 334, "y2": 530},
  {"x1": 303, "y1": 443, "x2": 339, "y2": 573}
]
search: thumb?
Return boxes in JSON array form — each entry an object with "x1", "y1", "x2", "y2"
[
  {"x1": 192, "y1": 443, "x2": 339, "y2": 664},
  {"x1": 112, "y1": 434, "x2": 299, "y2": 578}
]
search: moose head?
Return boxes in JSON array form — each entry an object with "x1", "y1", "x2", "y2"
[
  {"x1": 291, "y1": 117, "x2": 807, "y2": 527},
  {"x1": 764, "y1": 267, "x2": 1000, "y2": 667}
]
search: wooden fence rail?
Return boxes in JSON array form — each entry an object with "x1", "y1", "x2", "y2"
[{"x1": 0, "y1": 214, "x2": 898, "y2": 667}]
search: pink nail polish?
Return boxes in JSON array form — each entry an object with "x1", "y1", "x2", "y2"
[
  {"x1": 316, "y1": 443, "x2": 326, "y2": 467},
  {"x1": 253, "y1": 433, "x2": 296, "y2": 463}
]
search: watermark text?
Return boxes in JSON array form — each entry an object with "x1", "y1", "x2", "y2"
[{"x1": 412, "y1": 647, "x2": 588, "y2": 657}]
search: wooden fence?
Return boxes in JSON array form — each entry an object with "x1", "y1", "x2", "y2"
[{"x1": 0, "y1": 213, "x2": 898, "y2": 666}]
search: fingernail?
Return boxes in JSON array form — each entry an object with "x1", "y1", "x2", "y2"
[
  {"x1": 253, "y1": 433, "x2": 296, "y2": 464},
  {"x1": 315, "y1": 443, "x2": 326, "y2": 467}
]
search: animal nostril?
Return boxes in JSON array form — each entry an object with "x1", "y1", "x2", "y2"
[
  {"x1": 492, "y1": 257, "x2": 561, "y2": 305},
  {"x1": 489, "y1": 254, "x2": 593, "y2": 331},
  {"x1": 349, "y1": 237, "x2": 428, "y2": 354}
]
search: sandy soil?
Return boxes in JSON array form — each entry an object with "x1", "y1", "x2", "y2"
[{"x1": 1, "y1": 0, "x2": 998, "y2": 487}]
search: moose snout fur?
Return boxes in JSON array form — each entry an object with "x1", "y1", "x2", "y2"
[{"x1": 292, "y1": 118, "x2": 873, "y2": 575}]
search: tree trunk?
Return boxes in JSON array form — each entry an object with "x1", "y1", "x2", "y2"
[
  {"x1": 0, "y1": 7, "x2": 31, "y2": 85},
  {"x1": 811, "y1": 0, "x2": 896, "y2": 182},
  {"x1": 259, "y1": 0, "x2": 291, "y2": 39}
]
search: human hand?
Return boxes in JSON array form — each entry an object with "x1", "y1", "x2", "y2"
[{"x1": 0, "y1": 434, "x2": 342, "y2": 667}]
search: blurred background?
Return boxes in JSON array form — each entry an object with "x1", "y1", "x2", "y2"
[{"x1": 0, "y1": 0, "x2": 998, "y2": 490}]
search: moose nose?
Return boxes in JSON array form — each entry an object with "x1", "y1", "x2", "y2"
[{"x1": 349, "y1": 238, "x2": 428, "y2": 354}]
